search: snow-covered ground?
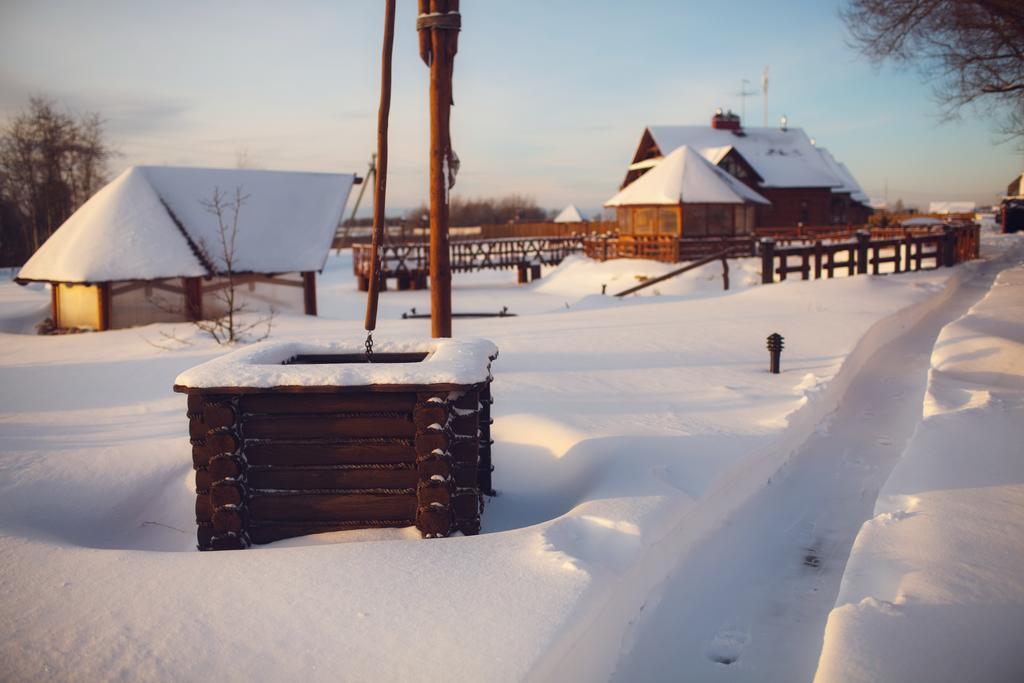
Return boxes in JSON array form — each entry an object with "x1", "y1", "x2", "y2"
[
  {"x1": 1, "y1": 235, "x2": 1021, "y2": 681},
  {"x1": 814, "y1": 259, "x2": 1024, "y2": 683}
]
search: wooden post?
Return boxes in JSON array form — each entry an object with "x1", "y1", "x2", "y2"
[
  {"x1": 97, "y1": 282, "x2": 111, "y2": 331},
  {"x1": 813, "y1": 240, "x2": 823, "y2": 279},
  {"x1": 302, "y1": 271, "x2": 317, "y2": 316},
  {"x1": 942, "y1": 225, "x2": 957, "y2": 267},
  {"x1": 50, "y1": 283, "x2": 60, "y2": 329},
  {"x1": 184, "y1": 277, "x2": 203, "y2": 321},
  {"x1": 419, "y1": 0, "x2": 459, "y2": 338},
  {"x1": 364, "y1": 0, "x2": 396, "y2": 334},
  {"x1": 721, "y1": 254, "x2": 730, "y2": 290},
  {"x1": 855, "y1": 230, "x2": 870, "y2": 274},
  {"x1": 760, "y1": 237, "x2": 775, "y2": 284}
]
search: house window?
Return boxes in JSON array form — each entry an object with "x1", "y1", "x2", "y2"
[
  {"x1": 618, "y1": 208, "x2": 632, "y2": 233},
  {"x1": 658, "y1": 208, "x2": 679, "y2": 234},
  {"x1": 635, "y1": 208, "x2": 655, "y2": 234},
  {"x1": 707, "y1": 205, "x2": 732, "y2": 235},
  {"x1": 683, "y1": 205, "x2": 707, "y2": 236}
]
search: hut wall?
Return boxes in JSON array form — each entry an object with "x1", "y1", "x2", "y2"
[
  {"x1": 110, "y1": 279, "x2": 189, "y2": 329},
  {"x1": 201, "y1": 273, "x2": 306, "y2": 318},
  {"x1": 56, "y1": 283, "x2": 100, "y2": 329}
]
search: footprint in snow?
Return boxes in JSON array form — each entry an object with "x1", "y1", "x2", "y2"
[
  {"x1": 877, "y1": 436, "x2": 894, "y2": 447},
  {"x1": 705, "y1": 628, "x2": 750, "y2": 665}
]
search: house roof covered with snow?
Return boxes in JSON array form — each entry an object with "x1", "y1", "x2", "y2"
[
  {"x1": 605, "y1": 145, "x2": 770, "y2": 207},
  {"x1": 553, "y1": 204, "x2": 588, "y2": 223},
  {"x1": 816, "y1": 147, "x2": 869, "y2": 204},
  {"x1": 929, "y1": 201, "x2": 976, "y2": 215},
  {"x1": 643, "y1": 125, "x2": 844, "y2": 189},
  {"x1": 17, "y1": 166, "x2": 356, "y2": 284}
]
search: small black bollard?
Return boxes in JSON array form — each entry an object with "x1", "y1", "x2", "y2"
[
  {"x1": 601, "y1": 283, "x2": 607, "y2": 295},
  {"x1": 767, "y1": 333, "x2": 784, "y2": 374}
]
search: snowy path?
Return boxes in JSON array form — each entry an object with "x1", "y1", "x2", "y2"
[{"x1": 610, "y1": 259, "x2": 1007, "y2": 682}]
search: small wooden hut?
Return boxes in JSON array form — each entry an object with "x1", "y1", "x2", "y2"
[
  {"x1": 604, "y1": 145, "x2": 769, "y2": 237},
  {"x1": 15, "y1": 166, "x2": 356, "y2": 330}
]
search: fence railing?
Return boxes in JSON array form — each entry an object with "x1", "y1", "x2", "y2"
[
  {"x1": 352, "y1": 236, "x2": 585, "y2": 290},
  {"x1": 582, "y1": 234, "x2": 756, "y2": 262},
  {"x1": 759, "y1": 224, "x2": 980, "y2": 283}
]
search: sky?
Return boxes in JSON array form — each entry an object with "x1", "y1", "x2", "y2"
[{"x1": 1, "y1": 0, "x2": 1021, "y2": 217}]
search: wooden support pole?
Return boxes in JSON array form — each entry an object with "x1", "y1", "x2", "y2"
[
  {"x1": 760, "y1": 237, "x2": 775, "y2": 284},
  {"x1": 855, "y1": 230, "x2": 870, "y2": 275},
  {"x1": 50, "y1": 283, "x2": 60, "y2": 329},
  {"x1": 302, "y1": 271, "x2": 317, "y2": 316},
  {"x1": 363, "y1": 0, "x2": 396, "y2": 333},
  {"x1": 97, "y1": 282, "x2": 111, "y2": 331},
  {"x1": 184, "y1": 277, "x2": 203, "y2": 321},
  {"x1": 420, "y1": 0, "x2": 459, "y2": 338}
]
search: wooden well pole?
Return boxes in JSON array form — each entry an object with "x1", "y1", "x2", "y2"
[
  {"x1": 363, "y1": 0, "x2": 397, "y2": 334},
  {"x1": 418, "y1": 0, "x2": 459, "y2": 338}
]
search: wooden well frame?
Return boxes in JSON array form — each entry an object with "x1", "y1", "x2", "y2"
[{"x1": 174, "y1": 346, "x2": 496, "y2": 550}]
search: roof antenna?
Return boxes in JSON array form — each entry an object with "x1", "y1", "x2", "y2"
[
  {"x1": 737, "y1": 78, "x2": 757, "y2": 122},
  {"x1": 762, "y1": 66, "x2": 769, "y2": 128}
]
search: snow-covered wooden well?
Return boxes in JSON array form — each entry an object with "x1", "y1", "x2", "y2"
[{"x1": 174, "y1": 338, "x2": 497, "y2": 550}]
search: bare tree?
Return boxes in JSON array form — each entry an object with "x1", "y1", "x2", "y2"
[
  {"x1": 194, "y1": 186, "x2": 273, "y2": 344},
  {"x1": 0, "y1": 97, "x2": 113, "y2": 262},
  {"x1": 841, "y1": 1, "x2": 1024, "y2": 143},
  {"x1": 404, "y1": 193, "x2": 548, "y2": 227}
]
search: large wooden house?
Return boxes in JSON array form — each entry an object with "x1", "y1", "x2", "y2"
[
  {"x1": 622, "y1": 111, "x2": 871, "y2": 228},
  {"x1": 16, "y1": 166, "x2": 356, "y2": 330},
  {"x1": 604, "y1": 145, "x2": 769, "y2": 236}
]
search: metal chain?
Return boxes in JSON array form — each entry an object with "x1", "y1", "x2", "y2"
[{"x1": 364, "y1": 331, "x2": 374, "y2": 363}]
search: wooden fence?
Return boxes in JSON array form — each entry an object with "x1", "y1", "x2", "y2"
[
  {"x1": 582, "y1": 234, "x2": 756, "y2": 262},
  {"x1": 352, "y1": 236, "x2": 584, "y2": 290},
  {"x1": 759, "y1": 224, "x2": 980, "y2": 284}
]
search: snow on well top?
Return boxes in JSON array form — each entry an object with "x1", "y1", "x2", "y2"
[
  {"x1": 174, "y1": 337, "x2": 499, "y2": 391},
  {"x1": 17, "y1": 166, "x2": 356, "y2": 283},
  {"x1": 554, "y1": 204, "x2": 587, "y2": 222},
  {"x1": 646, "y1": 125, "x2": 844, "y2": 189},
  {"x1": 605, "y1": 145, "x2": 770, "y2": 207}
]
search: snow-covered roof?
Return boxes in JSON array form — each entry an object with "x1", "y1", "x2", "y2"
[
  {"x1": 17, "y1": 166, "x2": 355, "y2": 283},
  {"x1": 605, "y1": 145, "x2": 770, "y2": 207},
  {"x1": 644, "y1": 125, "x2": 843, "y2": 189},
  {"x1": 816, "y1": 148, "x2": 870, "y2": 204},
  {"x1": 554, "y1": 204, "x2": 588, "y2": 223},
  {"x1": 928, "y1": 201, "x2": 976, "y2": 215}
]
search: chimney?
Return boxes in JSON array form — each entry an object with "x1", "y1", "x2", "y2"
[{"x1": 711, "y1": 108, "x2": 742, "y2": 131}]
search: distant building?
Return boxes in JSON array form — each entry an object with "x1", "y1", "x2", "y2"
[
  {"x1": 928, "y1": 201, "x2": 976, "y2": 215},
  {"x1": 622, "y1": 110, "x2": 871, "y2": 228},
  {"x1": 553, "y1": 204, "x2": 588, "y2": 223},
  {"x1": 1002, "y1": 172, "x2": 1024, "y2": 234},
  {"x1": 1007, "y1": 172, "x2": 1024, "y2": 198},
  {"x1": 605, "y1": 145, "x2": 769, "y2": 237},
  {"x1": 16, "y1": 166, "x2": 356, "y2": 330}
]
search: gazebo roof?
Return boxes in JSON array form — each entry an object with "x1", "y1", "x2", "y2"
[
  {"x1": 605, "y1": 145, "x2": 770, "y2": 207},
  {"x1": 553, "y1": 204, "x2": 588, "y2": 223},
  {"x1": 17, "y1": 166, "x2": 355, "y2": 283}
]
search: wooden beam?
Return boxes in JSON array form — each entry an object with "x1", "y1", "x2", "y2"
[
  {"x1": 97, "y1": 282, "x2": 111, "y2": 331},
  {"x1": 363, "y1": 0, "x2": 396, "y2": 333},
  {"x1": 302, "y1": 271, "x2": 317, "y2": 316},
  {"x1": 50, "y1": 283, "x2": 60, "y2": 329},
  {"x1": 185, "y1": 277, "x2": 203, "y2": 321}
]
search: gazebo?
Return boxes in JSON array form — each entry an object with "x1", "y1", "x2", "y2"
[
  {"x1": 604, "y1": 145, "x2": 769, "y2": 238},
  {"x1": 16, "y1": 166, "x2": 356, "y2": 330}
]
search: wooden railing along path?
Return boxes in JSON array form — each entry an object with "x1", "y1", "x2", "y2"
[
  {"x1": 351, "y1": 224, "x2": 981, "y2": 292},
  {"x1": 352, "y1": 236, "x2": 584, "y2": 291},
  {"x1": 759, "y1": 224, "x2": 980, "y2": 284}
]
